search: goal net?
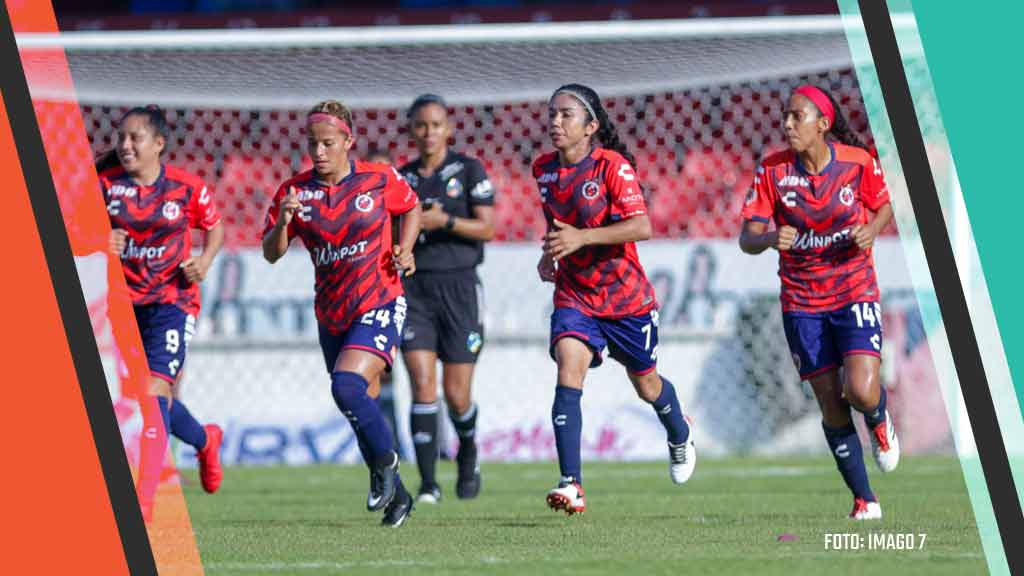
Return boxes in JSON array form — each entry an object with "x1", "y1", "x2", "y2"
[{"x1": 20, "y1": 15, "x2": 952, "y2": 466}]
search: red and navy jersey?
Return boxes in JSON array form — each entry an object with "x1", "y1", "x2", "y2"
[
  {"x1": 264, "y1": 161, "x2": 419, "y2": 333},
  {"x1": 533, "y1": 147, "x2": 657, "y2": 318},
  {"x1": 101, "y1": 164, "x2": 221, "y2": 315},
  {"x1": 741, "y1": 141, "x2": 891, "y2": 313}
]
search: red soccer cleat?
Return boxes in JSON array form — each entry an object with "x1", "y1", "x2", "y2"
[
  {"x1": 547, "y1": 481, "x2": 586, "y2": 516},
  {"x1": 197, "y1": 424, "x2": 224, "y2": 494},
  {"x1": 849, "y1": 497, "x2": 882, "y2": 520}
]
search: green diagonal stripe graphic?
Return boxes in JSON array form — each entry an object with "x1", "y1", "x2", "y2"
[{"x1": 837, "y1": 1, "x2": 1022, "y2": 574}]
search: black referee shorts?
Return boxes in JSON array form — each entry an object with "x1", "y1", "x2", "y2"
[{"x1": 400, "y1": 268, "x2": 484, "y2": 364}]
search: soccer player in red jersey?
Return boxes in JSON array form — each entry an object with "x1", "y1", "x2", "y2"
[
  {"x1": 98, "y1": 106, "x2": 226, "y2": 522},
  {"x1": 535, "y1": 84, "x2": 696, "y2": 515},
  {"x1": 740, "y1": 85, "x2": 900, "y2": 520},
  {"x1": 263, "y1": 100, "x2": 422, "y2": 527}
]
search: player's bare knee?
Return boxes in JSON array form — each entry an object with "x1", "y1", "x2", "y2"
[
  {"x1": 148, "y1": 377, "x2": 173, "y2": 400},
  {"x1": 811, "y1": 382, "x2": 848, "y2": 425},
  {"x1": 556, "y1": 365, "x2": 586, "y2": 390},
  {"x1": 819, "y1": 395, "x2": 852, "y2": 427},
  {"x1": 844, "y1": 377, "x2": 878, "y2": 411},
  {"x1": 412, "y1": 378, "x2": 438, "y2": 403},
  {"x1": 629, "y1": 371, "x2": 661, "y2": 403},
  {"x1": 446, "y1": 396, "x2": 471, "y2": 417},
  {"x1": 443, "y1": 382, "x2": 471, "y2": 411}
]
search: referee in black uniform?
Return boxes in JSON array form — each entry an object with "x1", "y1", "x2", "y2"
[{"x1": 399, "y1": 94, "x2": 495, "y2": 503}]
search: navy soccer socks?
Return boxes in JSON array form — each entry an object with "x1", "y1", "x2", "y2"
[
  {"x1": 331, "y1": 371, "x2": 395, "y2": 467},
  {"x1": 552, "y1": 386, "x2": 583, "y2": 484},
  {"x1": 169, "y1": 399, "x2": 208, "y2": 450},
  {"x1": 823, "y1": 420, "x2": 876, "y2": 502},
  {"x1": 651, "y1": 377, "x2": 690, "y2": 444}
]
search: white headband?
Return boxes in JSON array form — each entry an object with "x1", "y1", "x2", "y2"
[{"x1": 552, "y1": 89, "x2": 597, "y2": 121}]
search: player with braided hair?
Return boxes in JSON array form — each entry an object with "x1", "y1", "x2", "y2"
[
  {"x1": 740, "y1": 85, "x2": 899, "y2": 520},
  {"x1": 534, "y1": 84, "x2": 696, "y2": 516}
]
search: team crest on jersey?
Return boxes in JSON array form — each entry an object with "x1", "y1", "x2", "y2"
[
  {"x1": 446, "y1": 177, "x2": 463, "y2": 198},
  {"x1": 162, "y1": 201, "x2": 181, "y2": 221},
  {"x1": 354, "y1": 193, "x2": 374, "y2": 212},
  {"x1": 581, "y1": 180, "x2": 601, "y2": 200},
  {"x1": 839, "y1": 184, "x2": 855, "y2": 206}
]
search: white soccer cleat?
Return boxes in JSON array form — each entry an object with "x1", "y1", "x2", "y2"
[
  {"x1": 870, "y1": 410, "x2": 900, "y2": 473},
  {"x1": 416, "y1": 484, "x2": 441, "y2": 505},
  {"x1": 546, "y1": 480, "x2": 586, "y2": 516},
  {"x1": 849, "y1": 497, "x2": 882, "y2": 520},
  {"x1": 668, "y1": 438, "x2": 696, "y2": 484}
]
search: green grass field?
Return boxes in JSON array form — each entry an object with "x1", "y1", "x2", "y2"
[{"x1": 182, "y1": 456, "x2": 985, "y2": 575}]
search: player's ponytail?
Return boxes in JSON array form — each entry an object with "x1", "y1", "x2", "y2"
[
  {"x1": 820, "y1": 89, "x2": 867, "y2": 151},
  {"x1": 552, "y1": 83, "x2": 637, "y2": 170},
  {"x1": 94, "y1": 149, "x2": 121, "y2": 173}
]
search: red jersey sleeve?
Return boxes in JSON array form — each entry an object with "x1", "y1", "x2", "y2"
[
  {"x1": 604, "y1": 156, "x2": 646, "y2": 220},
  {"x1": 187, "y1": 182, "x2": 221, "y2": 231},
  {"x1": 384, "y1": 166, "x2": 418, "y2": 215},
  {"x1": 860, "y1": 156, "x2": 890, "y2": 211},
  {"x1": 262, "y1": 182, "x2": 298, "y2": 241},
  {"x1": 741, "y1": 162, "x2": 776, "y2": 223}
]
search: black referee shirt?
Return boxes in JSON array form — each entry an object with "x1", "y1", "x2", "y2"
[{"x1": 399, "y1": 150, "x2": 495, "y2": 272}]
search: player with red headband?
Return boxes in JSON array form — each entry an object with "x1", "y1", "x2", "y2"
[
  {"x1": 535, "y1": 84, "x2": 696, "y2": 516},
  {"x1": 740, "y1": 85, "x2": 899, "y2": 520},
  {"x1": 263, "y1": 100, "x2": 422, "y2": 527}
]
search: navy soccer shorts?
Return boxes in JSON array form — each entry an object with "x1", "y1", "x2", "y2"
[
  {"x1": 549, "y1": 306, "x2": 660, "y2": 374},
  {"x1": 782, "y1": 300, "x2": 883, "y2": 380},
  {"x1": 134, "y1": 303, "x2": 195, "y2": 383},
  {"x1": 319, "y1": 296, "x2": 407, "y2": 373}
]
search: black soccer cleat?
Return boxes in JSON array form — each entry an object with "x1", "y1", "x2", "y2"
[
  {"x1": 455, "y1": 442, "x2": 481, "y2": 500},
  {"x1": 367, "y1": 451, "x2": 399, "y2": 512},
  {"x1": 382, "y1": 481, "x2": 414, "y2": 528}
]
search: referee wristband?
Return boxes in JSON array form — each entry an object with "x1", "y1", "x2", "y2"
[{"x1": 445, "y1": 213, "x2": 456, "y2": 231}]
